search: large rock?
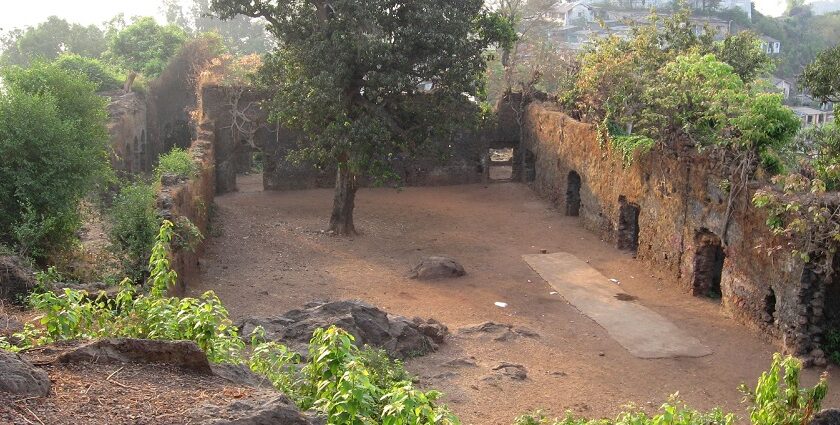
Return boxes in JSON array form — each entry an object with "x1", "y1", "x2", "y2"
[
  {"x1": 409, "y1": 256, "x2": 466, "y2": 280},
  {"x1": 237, "y1": 301, "x2": 448, "y2": 359},
  {"x1": 0, "y1": 255, "x2": 36, "y2": 304},
  {"x1": 189, "y1": 392, "x2": 322, "y2": 425},
  {"x1": 0, "y1": 350, "x2": 50, "y2": 397},
  {"x1": 811, "y1": 409, "x2": 840, "y2": 425},
  {"x1": 57, "y1": 338, "x2": 212, "y2": 373}
]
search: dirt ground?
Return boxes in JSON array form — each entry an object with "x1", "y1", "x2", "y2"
[
  {"x1": 191, "y1": 174, "x2": 840, "y2": 424},
  {"x1": 0, "y1": 343, "x2": 255, "y2": 425}
]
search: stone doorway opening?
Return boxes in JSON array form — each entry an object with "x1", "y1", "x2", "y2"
[
  {"x1": 764, "y1": 288, "x2": 776, "y2": 325},
  {"x1": 523, "y1": 149, "x2": 536, "y2": 182},
  {"x1": 616, "y1": 196, "x2": 640, "y2": 252},
  {"x1": 691, "y1": 229, "x2": 725, "y2": 300},
  {"x1": 566, "y1": 171, "x2": 582, "y2": 216},
  {"x1": 488, "y1": 148, "x2": 514, "y2": 181}
]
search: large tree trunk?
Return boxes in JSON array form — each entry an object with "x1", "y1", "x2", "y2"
[{"x1": 328, "y1": 164, "x2": 358, "y2": 236}]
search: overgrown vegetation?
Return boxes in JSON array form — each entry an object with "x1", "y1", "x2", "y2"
[
  {"x1": 53, "y1": 53, "x2": 124, "y2": 92},
  {"x1": 156, "y1": 147, "x2": 199, "y2": 179},
  {"x1": 0, "y1": 61, "x2": 111, "y2": 262},
  {"x1": 2, "y1": 221, "x2": 459, "y2": 424},
  {"x1": 107, "y1": 183, "x2": 160, "y2": 282},
  {"x1": 515, "y1": 354, "x2": 827, "y2": 425}
]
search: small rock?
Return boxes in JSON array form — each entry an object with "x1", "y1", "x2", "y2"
[
  {"x1": 598, "y1": 352, "x2": 605, "y2": 357},
  {"x1": 408, "y1": 256, "x2": 466, "y2": 280},
  {"x1": 442, "y1": 357, "x2": 478, "y2": 368},
  {"x1": 0, "y1": 350, "x2": 50, "y2": 397},
  {"x1": 489, "y1": 362, "x2": 528, "y2": 380}
]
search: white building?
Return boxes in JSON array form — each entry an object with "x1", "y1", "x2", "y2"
[
  {"x1": 760, "y1": 36, "x2": 781, "y2": 54},
  {"x1": 548, "y1": 2, "x2": 596, "y2": 27},
  {"x1": 790, "y1": 106, "x2": 835, "y2": 127},
  {"x1": 771, "y1": 77, "x2": 792, "y2": 99}
]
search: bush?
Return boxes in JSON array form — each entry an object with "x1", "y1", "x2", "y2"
[
  {"x1": 53, "y1": 53, "x2": 124, "y2": 92},
  {"x1": 515, "y1": 354, "x2": 827, "y2": 425},
  {"x1": 0, "y1": 62, "x2": 110, "y2": 261},
  {"x1": 156, "y1": 147, "x2": 198, "y2": 180},
  {"x1": 107, "y1": 183, "x2": 160, "y2": 282}
]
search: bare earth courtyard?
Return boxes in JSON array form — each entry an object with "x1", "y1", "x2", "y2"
[{"x1": 190, "y1": 174, "x2": 840, "y2": 424}]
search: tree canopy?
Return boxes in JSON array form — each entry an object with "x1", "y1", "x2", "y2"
[
  {"x1": 210, "y1": 0, "x2": 510, "y2": 235},
  {"x1": 0, "y1": 63, "x2": 110, "y2": 260},
  {"x1": 107, "y1": 17, "x2": 188, "y2": 77},
  {"x1": 799, "y1": 43, "x2": 840, "y2": 103},
  {"x1": 0, "y1": 16, "x2": 107, "y2": 66}
]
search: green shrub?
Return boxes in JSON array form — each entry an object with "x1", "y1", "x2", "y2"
[
  {"x1": 0, "y1": 62, "x2": 110, "y2": 261},
  {"x1": 516, "y1": 353, "x2": 827, "y2": 425},
  {"x1": 53, "y1": 53, "x2": 124, "y2": 92},
  {"x1": 740, "y1": 353, "x2": 828, "y2": 425},
  {"x1": 249, "y1": 326, "x2": 460, "y2": 425},
  {"x1": 107, "y1": 183, "x2": 160, "y2": 282},
  {"x1": 156, "y1": 148, "x2": 198, "y2": 180}
]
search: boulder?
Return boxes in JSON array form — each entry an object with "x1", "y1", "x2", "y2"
[
  {"x1": 811, "y1": 409, "x2": 840, "y2": 425},
  {"x1": 0, "y1": 350, "x2": 50, "y2": 397},
  {"x1": 237, "y1": 301, "x2": 448, "y2": 359},
  {"x1": 409, "y1": 256, "x2": 466, "y2": 280},
  {"x1": 57, "y1": 338, "x2": 212, "y2": 373},
  {"x1": 0, "y1": 313, "x2": 23, "y2": 337},
  {"x1": 189, "y1": 392, "x2": 322, "y2": 425},
  {"x1": 0, "y1": 255, "x2": 36, "y2": 305}
]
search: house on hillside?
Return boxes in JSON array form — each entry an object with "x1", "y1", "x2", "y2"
[
  {"x1": 548, "y1": 2, "x2": 597, "y2": 27},
  {"x1": 760, "y1": 35, "x2": 781, "y2": 54},
  {"x1": 771, "y1": 77, "x2": 792, "y2": 100},
  {"x1": 790, "y1": 106, "x2": 835, "y2": 126}
]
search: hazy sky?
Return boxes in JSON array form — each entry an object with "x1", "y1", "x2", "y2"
[{"x1": 0, "y1": 0, "x2": 791, "y2": 32}]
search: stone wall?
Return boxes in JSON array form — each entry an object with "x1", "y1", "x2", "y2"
[
  {"x1": 521, "y1": 101, "x2": 836, "y2": 361},
  {"x1": 105, "y1": 91, "x2": 150, "y2": 174},
  {"x1": 155, "y1": 124, "x2": 215, "y2": 295},
  {"x1": 197, "y1": 84, "x2": 489, "y2": 194}
]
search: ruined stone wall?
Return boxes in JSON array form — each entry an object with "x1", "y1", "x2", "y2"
[
  {"x1": 198, "y1": 84, "x2": 487, "y2": 194},
  {"x1": 522, "y1": 102, "x2": 826, "y2": 359},
  {"x1": 105, "y1": 91, "x2": 150, "y2": 174},
  {"x1": 155, "y1": 124, "x2": 215, "y2": 295}
]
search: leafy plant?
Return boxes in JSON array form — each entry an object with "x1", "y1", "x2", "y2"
[
  {"x1": 739, "y1": 353, "x2": 828, "y2": 425},
  {"x1": 107, "y1": 182, "x2": 160, "y2": 282},
  {"x1": 156, "y1": 147, "x2": 198, "y2": 180}
]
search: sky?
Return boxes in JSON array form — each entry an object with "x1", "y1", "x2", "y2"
[{"x1": 0, "y1": 0, "x2": 792, "y2": 32}]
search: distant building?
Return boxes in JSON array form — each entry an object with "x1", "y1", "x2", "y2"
[
  {"x1": 771, "y1": 77, "x2": 792, "y2": 100},
  {"x1": 760, "y1": 35, "x2": 781, "y2": 54},
  {"x1": 549, "y1": 2, "x2": 597, "y2": 28},
  {"x1": 790, "y1": 106, "x2": 835, "y2": 126}
]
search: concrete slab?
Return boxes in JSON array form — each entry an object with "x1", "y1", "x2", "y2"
[{"x1": 523, "y1": 252, "x2": 712, "y2": 359}]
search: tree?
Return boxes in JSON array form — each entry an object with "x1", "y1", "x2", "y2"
[
  {"x1": 0, "y1": 63, "x2": 110, "y2": 260},
  {"x1": 106, "y1": 17, "x2": 188, "y2": 77},
  {"x1": 190, "y1": 0, "x2": 271, "y2": 54},
  {"x1": 714, "y1": 31, "x2": 773, "y2": 83},
  {"x1": 0, "y1": 16, "x2": 107, "y2": 66},
  {"x1": 800, "y1": 43, "x2": 840, "y2": 103},
  {"x1": 211, "y1": 0, "x2": 509, "y2": 235}
]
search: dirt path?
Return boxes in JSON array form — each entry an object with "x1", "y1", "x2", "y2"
[{"x1": 191, "y1": 174, "x2": 840, "y2": 424}]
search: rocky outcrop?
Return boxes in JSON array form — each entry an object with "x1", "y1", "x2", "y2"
[
  {"x1": 0, "y1": 350, "x2": 50, "y2": 397},
  {"x1": 57, "y1": 339, "x2": 212, "y2": 373},
  {"x1": 457, "y1": 322, "x2": 540, "y2": 342},
  {"x1": 409, "y1": 256, "x2": 466, "y2": 280},
  {"x1": 237, "y1": 300, "x2": 448, "y2": 359},
  {"x1": 811, "y1": 409, "x2": 840, "y2": 425},
  {"x1": 0, "y1": 255, "x2": 36, "y2": 304},
  {"x1": 189, "y1": 392, "x2": 321, "y2": 425}
]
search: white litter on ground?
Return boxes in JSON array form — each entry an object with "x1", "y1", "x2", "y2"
[{"x1": 494, "y1": 302, "x2": 508, "y2": 308}]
